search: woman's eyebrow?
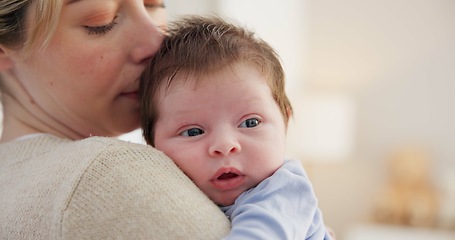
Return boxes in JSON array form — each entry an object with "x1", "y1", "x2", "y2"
[{"x1": 67, "y1": 0, "x2": 82, "y2": 5}]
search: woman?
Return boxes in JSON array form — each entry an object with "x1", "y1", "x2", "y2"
[{"x1": 0, "y1": 0, "x2": 230, "y2": 239}]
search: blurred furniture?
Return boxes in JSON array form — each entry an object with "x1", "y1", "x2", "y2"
[{"x1": 346, "y1": 223, "x2": 455, "y2": 240}]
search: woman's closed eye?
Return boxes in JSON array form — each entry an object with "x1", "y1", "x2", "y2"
[
  {"x1": 180, "y1": 128, "x2": 205, "y2": 137},
  {"x1": 239, "y1": 118, "x2": 262, "y2": 128},
  {"x1": 84, "y1": 17, "x2": 118, "y2": 35},
  {"x1": 144, "y1": 1, "x2": 166, "y2": 9}
]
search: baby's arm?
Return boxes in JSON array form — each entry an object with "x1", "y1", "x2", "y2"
[{"x1": 222, "y1": 160, "x2": 332, "y2": 240}]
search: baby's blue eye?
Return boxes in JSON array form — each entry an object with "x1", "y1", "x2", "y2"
[
  {"x1": 239, "y1": 118, "x2": 261, "y2": 128},
  {"x1": 180, "y1": 128, "x2": 205, "y2": 137}
]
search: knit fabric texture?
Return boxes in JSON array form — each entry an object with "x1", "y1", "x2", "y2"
[{"x1": 0, "y1": 135, "x2": 230, "y2": 239}]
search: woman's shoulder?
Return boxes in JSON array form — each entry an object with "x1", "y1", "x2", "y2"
[
  {"x1": 1, "y1": 134, "x2": 229, "y2": 239},
  {"x1": 76, "y1": 136, "x2": 180, "y2": 174},
  {"x1": 1, "y1": 134, "x2": 154, "y2": 159},
  {"x1": 78, "y1": 135, "x2": 154, "y2": 151},
  {"x1": 79, "y1": 136, "x2": 163, "y2": 156},
  {"x1": 64, "y1": 136, "x2": 231, "y2": 239},
  {"x1": 75, "y1": 136, "x2": 179, "y2": 180}
]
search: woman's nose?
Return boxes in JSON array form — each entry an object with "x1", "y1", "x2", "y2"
[{"x1": 129, "y1": 13, "x2": 165, "y2": 64}]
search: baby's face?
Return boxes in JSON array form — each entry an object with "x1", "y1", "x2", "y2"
[{"x1": 153, "y1": 63, "x2": 287, "y2": 206}]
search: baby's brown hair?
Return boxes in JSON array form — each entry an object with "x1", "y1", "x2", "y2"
[{"x1": 140, "y1": 15, "x2": 292, "y2": 146}]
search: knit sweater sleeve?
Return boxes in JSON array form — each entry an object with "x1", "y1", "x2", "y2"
[{"x1": 62, "y1": 138, "x2": 230, "y2": 239}]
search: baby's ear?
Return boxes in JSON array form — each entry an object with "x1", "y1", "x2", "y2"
[
  {"x1": 286, "y1": 106, "x2": 293, "y2": 119},
  {"x1": 0, "y1": 45, "x2": 15, "y2": 71},
  {"x1": 285, "y1": 106, "x2": 293, "y2": 130}
]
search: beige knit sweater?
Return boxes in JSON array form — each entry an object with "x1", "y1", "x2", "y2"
[{"x1": 0, "y1": 134, "x2": 230, "y2": 239}]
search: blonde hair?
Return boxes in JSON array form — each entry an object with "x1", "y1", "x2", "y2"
[
  {"x1": 140, "y1": 15, "x2": 293, "y2": 146},
  {"x1": 0, "y1": 0, "x2": 63, "y2": 57}
]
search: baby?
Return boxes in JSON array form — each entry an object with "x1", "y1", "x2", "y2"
[{"x1": 140, "y1": 15, "x2": 332, "y2": 239}]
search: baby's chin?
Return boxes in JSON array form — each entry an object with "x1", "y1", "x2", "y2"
[{"x1": 212, "y1": 194, "x2": 239, "y2": 207}]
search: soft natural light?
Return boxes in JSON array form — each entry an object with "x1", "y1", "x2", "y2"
[
  {"x1": 118, "y1": 129, "x2": 146, "y2": 144},
  {"x1": 286, "y1": 94, "x2": 356, "y2": 162}
]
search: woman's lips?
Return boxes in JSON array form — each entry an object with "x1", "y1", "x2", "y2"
[
  {"x1": 211, "y1": 167, "x2": 245, "y2": 190},
  {"x1": 121, "y1": 91, "x2": 139, "y2": 100}
]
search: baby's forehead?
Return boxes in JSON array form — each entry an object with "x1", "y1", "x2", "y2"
[{"x1": 162, "y1": 61, "x2": 271, "y2": 90}]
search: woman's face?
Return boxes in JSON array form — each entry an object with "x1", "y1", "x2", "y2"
[{"x1": 3, "y1": 0, "x2": 166, "y2": 138}]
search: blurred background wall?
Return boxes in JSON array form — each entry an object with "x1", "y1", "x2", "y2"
[{"x1": 131, "y1": 0, "x2": 455, "y2": 239}]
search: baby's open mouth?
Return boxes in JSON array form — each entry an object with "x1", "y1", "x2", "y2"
[
  {"x1": 217, "y1": 172, "x2": 239, "y2": 180},
  {"x1": 211, "y1": 167, "x2": 245, "y2": 190}
]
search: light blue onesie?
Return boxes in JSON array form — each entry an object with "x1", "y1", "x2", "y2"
[{"x1": 221, "y1": 160, "x2": 332, "y2": 240}]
